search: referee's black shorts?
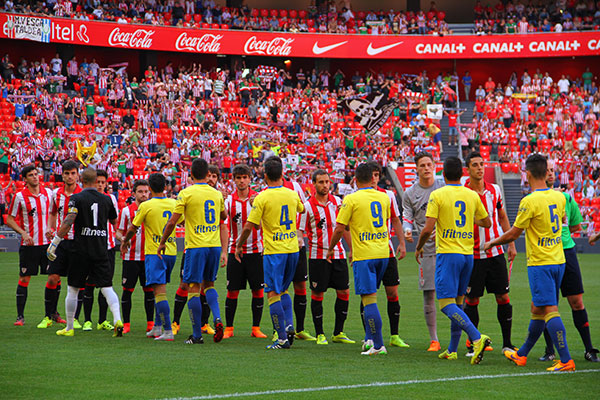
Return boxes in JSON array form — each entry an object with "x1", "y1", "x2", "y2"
[
  {"x1": 560, "y1": 246, "x2": 584, "y2": 297},
  {"x1": 309, "y1": 258, "x2": 349, "y2": 293},
  {"x1": 293, "y1": 246, "x2": 308, "y2": 283},
  {"x1": 226, "y1": 253, "x2": 264, "y2": 291},
  {"x1": 382, "y1": 256, "x2": 400, "y2": 287},
  {"x1": 466, "y1": 254, "x2": 509, "y2": 298}
]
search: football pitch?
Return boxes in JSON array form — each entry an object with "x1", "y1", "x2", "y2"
[{"x1": 1, "y1": 252, "x2": 599, "y2": 399}]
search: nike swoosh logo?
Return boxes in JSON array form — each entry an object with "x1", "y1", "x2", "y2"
[
  {"x1": 312, "y1": 41, "x2": 348, "y2": 55},
  {"x1": 367, "y1": 41, "x2": 404, "y2": 55}
]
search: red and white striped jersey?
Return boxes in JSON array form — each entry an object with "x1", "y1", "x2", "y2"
[
  {"x1": 225, "y1": 190, "x2": 263, "y2": 254},
  {"x1": 299, "y1": 194, "x2": 345, "y2": 260},
  {"x1": 51, "y1": 185, "x2": 82, "y2": 240},
  {"x1": 118, "y1": 203, "x2": 145, "y2": 261},
  {"x1": 283, "y1": 180, "x2": 307, "y2": 202},
  {"x1": 107, "y1": 193, "x2": 118, "y2": 249},
  {"x1": 377, "y1": 187, "x2": 400, "y2": 256},
  {"x1": 464, "y1": 180, "x2": 505, "y2": 259},
  {"x1": 98, "y1": 75, "x2": 108, "y2": 89},
  {"x1": 9, "y1": 186, "x2": 54, "y2": 246}
]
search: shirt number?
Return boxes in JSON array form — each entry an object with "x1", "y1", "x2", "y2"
[
  {"x1": 371, "y1": 201, "x2": 383, "y2": 228},
  {"x1": 280, "y1": 205, "x2": 292, "y2": 230},
  {"x1": 162, "y1": 210, "x2": 172, "y2": 233},
  {"x1": 549, "y1": 205, "x2": 559, "y2": 233},
  {"x1": 455, "y1": 201, "x2": 466, "y2": 228},
  {"x1": 91, "y1": 203, "x2": 98, "y2": 226},
  {"x1": 205, "y1": 200, "x2": 215, "y2": 224}
]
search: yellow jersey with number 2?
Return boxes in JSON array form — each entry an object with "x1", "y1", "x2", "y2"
[{"x1": 132, "y1": 197, "x2": 180, "y2": 256}]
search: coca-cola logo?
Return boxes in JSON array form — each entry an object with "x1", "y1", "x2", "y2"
[
  {"x1": 175, "y1": 32, "x2": 222, "y2": 53},
  {"x1": 108, "y1": 27, "x2": 154, "y2": 48},
  {"x1": 243, "y1": 36, "x2": 294, "y2": 56}
]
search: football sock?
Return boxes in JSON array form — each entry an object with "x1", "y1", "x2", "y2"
[
  {"x1": 121, "y1": 288, "x2": 134, "y2": 324},
  {"x1": 155, "y1": 293, "x2": 171, "y2": 331},
  {"x1": 572, "y1": 308, "x2": 593, "y2": 352},
  {"x1": 74, "y1": 288, "x2": 84, "y2": 320},
  {"x1": 16, "y1": 281, "x2": 28, "y2": 318},
  {"x1": 173, "y1": 288, "x2": 188, "y2": 324},
  {"x1": 187, "y1": 294, "x2": 203, "y2": 338},
  {"x1": 83, "y1": 284, "x2": 94, "y2": 322},
  {"x1": 359, "y1": 302, "x2": 366, "y2": 332},
  {"x1": 65, "y1": 286, "x2": 79, "y2": 331},
  {"x1": 154, "y1": 303, "x2": 162, "y2": 327},
  {"x1": 310, "y1": 294, "x2": 324, "y2": 335},
  {"x1": 546, "y1": 312, "x2": 571, "y2": 363},
  {"x1": 441, "y1": 303, "x2": 481, "y2": 342},
  {"x1": 334, "y1": 293, "x2": 349, "y2": 336},
  {"x1": 423, "y1": 290, "x2": 438, "y2": 342},
  {"x1": 269, "y1": 298, "x2": 287, "y2": 340},
  {"x1": 98, "y1": 291, "x2": 108, "y2": 324},
  {"x1": 225, "y1": 291, "x2": 239, "y2": 327},
  {"x1": 517, "y1": 316, "x2": 545, "y2": 357},
  {"x1": 143, "y1": 287, "x2": 155, "y2": 322},
  {"x1": 497, "y1": 302, "x2": 513, "y2": 348},
  {"x1": 45, "y1": 282, "x2": 58, "y2": 318},
  {"x1": 55, "y1": 281, "x2": 62, "y2": 314},
  {"x1": 251, "y1": 289, "x2": 264, "y2": 327},
  {"x1": 463, "y1": 298, "x2": 480, "y2": 329},
  {"x1": 363, "y1": 303, "x2": 384, "y2": 349},
  {"x1": 448, "y1": 318, "x2": 463, "y2": 353},
  {"x1": 293, "y1": 290, "x2": 307, "y2": 332},
  {"x1": 100, "y1": 287, "x2": 121, "y2": 324},
  {"x1": 281, "y1": 292, "x2": 294, "y2": 330},
  {"x1": 542, "y1": 328, "x2": 555, "y2": 354},
  {"x1": 200, "y1": 292, "x2": 210, "y2": 326},
  {"x1": 204, "y1": 287, "x2": 221, "y2": 322},
  {"x1": 387, "y1": 296, "x2": 400, "y2": 336}
]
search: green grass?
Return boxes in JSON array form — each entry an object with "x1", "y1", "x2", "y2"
[{"x1": 1, "y1": 252, "x2": 599, "y2": 399}]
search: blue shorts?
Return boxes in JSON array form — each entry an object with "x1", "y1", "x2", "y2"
[
  {"x1": 435, "y1": 253, "x2": 473, "y2": 299},
  {"x1": 527, "y1": 264, "x2": 565, "y2": 307},
  {"x1": 263, "y1": 252, "x2": 299, "y2": 294},
  {"x1": 145, "y1": 255, "x2": 176, "y2": 286},
  {"x1": 183, "y1": 247, "x2": 221, "y2": 284},
  {"x1": 353, "y1": 258, "x2": 389, "y2": 295}
]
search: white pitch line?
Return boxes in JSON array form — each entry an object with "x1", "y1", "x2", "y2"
[{"x1": 161, "y1": 369, "x2": 600, "y2": 400}]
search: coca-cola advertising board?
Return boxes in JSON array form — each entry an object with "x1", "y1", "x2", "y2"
[{"x1": 1, "y1": 13, "x2": 600, "y2": 59}]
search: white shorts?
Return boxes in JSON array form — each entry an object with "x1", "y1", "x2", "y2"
[{"x1": 418, "y1": 255, "x2": 436, "y2": 291}]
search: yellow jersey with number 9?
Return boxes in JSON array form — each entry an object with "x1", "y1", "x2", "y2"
[
  {"x1": 132, "y1": 197, "x2": 179, "y2": 256},
  {"x1": 426, "y1": 184, "x2": 488, "y2": 255},
  {"x1": 175, "y1": 183, "x2": 224, "y2": 249},
  {"x1": 336, "y1": 188, "x2": 390, "y2": 262}
]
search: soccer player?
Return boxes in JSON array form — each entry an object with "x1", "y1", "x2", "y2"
[
  {"x1": 159, "y1": 158, "x2": 226, "y2": 345},
  {"x1": 222, "y1": 164, "x2": 267, "y2": 339},
  {"x1": 402, "y1": 152, "x2": 443, "y2": 351},
  {"x1": 463, "y1": 152, "x2": 517, "y2": 355},
  {"x1": 48, "y1": 168, "x2": 123, "y2": 337},
  {"x1": 483, "y1": 154, "x2": 575, "y2": 372},
  {"x1": 122, "y1": 173, "x2": 179, "y2": 341},
  {"x1": 540, "y1": 164, "x2": 599, "y2": 362},
  {"x1": 7, "y1": 165, "x2": 54, "y2": 326},
  {"x1": 298, "y1": 169, "x2": 354, "y2": 345},
  {"x1": 235, "y1": 156, "x2": 304, "y2": 349},
  {"x1": 327, "y1": 163, "x2": 390, "y2": 355},
  {"x1": 415, "y1": 156, "x2": 492, "y2": 364},
  {"x1": 38, "y1": 160, "x2": 80, "y2": 329},
  {"x1": 117, "y1": 179, "x2": 155, "y2": 334}
]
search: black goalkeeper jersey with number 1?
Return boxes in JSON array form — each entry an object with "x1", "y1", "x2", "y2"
[{"x1": 68, "y1": 188, "x2": 117, "y2": 258}]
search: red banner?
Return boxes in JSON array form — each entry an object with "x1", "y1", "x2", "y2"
[{"x1": 2, "y1": 13, "x2": 600, "y2": 59}]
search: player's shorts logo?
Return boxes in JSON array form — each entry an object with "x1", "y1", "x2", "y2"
[
  {"x1": 312, "y1": 281, "x2": 317, "y2": 288},
  {"x1": 122, "y1": 278, "x2": 127, "y2": 285},
  {"x1": 466, "y1": 286, "x2": 471, "y2": 294},
  {"x1": 21, "y1": 268, "x2": 27, "y2": 274}
]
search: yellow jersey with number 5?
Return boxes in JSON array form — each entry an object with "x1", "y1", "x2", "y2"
[
  {"x1": 175, "y1": 183, "x2": 224, "y2": 249},
  {"x1": 132, "y1": 197, "x2": 179, "y2": 256},
  {"x1": 426, "y1": 184, "x2": 488, "y2": 255}
]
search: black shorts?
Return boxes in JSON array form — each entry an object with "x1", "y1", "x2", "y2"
[
  {"x1": 46, "y1": 240, "x2": 75, "y2": 276},
  {"x1": 122, "y1": 260, "x2": 147, "y2": 289},
  {"x1": 179, "y1": 252, "x2": 186, "y2": 279},
  {"x1": 19, "y1": 245, "x2": 49, "y2": 277},
  {"x1": 466, "y1": 255, "x2": 509, "y2": 298},
  {"x1": 108, "y1": 248, "x2": 116, "y2": 278},
  {"x1": 68, "y1": 254, "x2": 113, "y2": 288},
  {"x1": 226, "y1": 253, "x2": 264, "y2": 291},
  {"x1": 309, "y1": 258, "x2": 349, "y2": 293},
  {"x1": 560, "y1": 247, "x2": 584, "y2": 297},
  {"x1": 382, "y1": 256, "x2": 400, "y2": 287},
  {"x1": 293, "y1": 246, "x2": 308, "y2": 283}
]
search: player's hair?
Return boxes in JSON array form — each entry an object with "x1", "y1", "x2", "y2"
[
  {"x1": 232, "y1": 164, "x2": 252, "y2": 178},
  {"x1": 465, "y1": 151, "x2": 482, "y2": 167},
  {"x1": 443, "y1": 157, "x2": 463, "y2": 181},
  {"x1": 133, "y1": 179, "x2": 149, "y2": 193},
  {"x1": 312, "y1": 169, "x2": 329, "y2": 183},
  {"x1": 208, "y1": 164, "x2": 220, "y2": 179},
  {"x1": 191, "y1": 158, "x2": 209, "y2": 180},
  {"x1": 366, "y1": 161, "x2": 382, "y2": 174},
  {"x1": 81, "y1": 168, "x2": 97, "y2": 185},
  {"x1": 264, "y1": 156, "x2": 283, "y2": 182},
  {"x1": 525, "y1": 153, "x2": 548, "y2": 179},
  {"x1": 414, "y1": 151, "x2": 434, "y2": 166},
  {"x1": 96, "y1": 169, "x2": 108, "y2": 179},
  {"x1": 21, "y1": 164, "x2": 36, "y2": 179},
  {"x1": 62, "y1": 160, "x2": 79, "y2": 172},
  {"x1": 355, "y1": 163, "x2": 372, "y2": 184},
  {"x1": 148, "y1": 173, "x2": 166, "y2": 193}
]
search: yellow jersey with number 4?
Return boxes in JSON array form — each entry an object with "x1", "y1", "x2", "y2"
[
  {"x1": 426, "y1": 184, "x2": 488, "y2": 255},
  {"x1": 175, "y1": 183, "x2": 224, "y2": 249},
  {"x1": 132, "y1": 197, "x2": 179, "y2": 256},
  {"x1": 514, "y1": 188, "x2": 566, "y2": 266},
  {"x1": 247, "y1": 186, "x2": 304, "y2": 255}
]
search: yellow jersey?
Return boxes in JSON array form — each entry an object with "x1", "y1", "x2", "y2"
[
  {"x1": 132, "y1": 197, "x2": 179, "y2": 256},
  {"x1": 336, "y1": 188, "x2": 390, "y2": 262},
  {"x1": 514, "y1": 188, "x2": 566, "y2": 266},
  {"x1": 426, "y1": 184, "x2": 488, "y2": 255},
  {"x1": 247, "y1": 186, "x2": 304, "y2": 255},
  {"x1": 175, "y1": 183, "x2": 224, "y2": 249}
]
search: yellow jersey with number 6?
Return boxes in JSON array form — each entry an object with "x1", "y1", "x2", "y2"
[
  {"x1": 175, "y1": 183, "x2": 224, "y2": 249},
  {"x1": 132, "y1": 197, "x2": 179, "y2": 256}
]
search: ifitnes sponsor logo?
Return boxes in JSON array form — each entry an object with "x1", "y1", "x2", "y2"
[
  {"x1": 81, "y1": 227, "x2": 107, "y2": 236},
  {"x1": 243, "y1": 36, "x2": 293, "y2": 56},
  {"x1": 273, "y1": 231, "x2": 297, "y2": 241},
  {"x1": 537, "y1": 236, "x2": 562, "y2": 247},
  {"x1": 175, "y1": 32, "x2": 222, "y2": 53},
  {"x1": 108, "y1": 27, "x2": 154, "y2": 48},
  {"x1": 358, "y1": 231, "x2": 388, "y2": 241},
  {"x1": 194, "y1": 225, "x2": 218, "y2": 234},
  {"x1": 152, "y1": 235, "x2": 176, "y2": 243},
  {"x1": 441, "y1": 228, "x2": 473, "y2": 239}
]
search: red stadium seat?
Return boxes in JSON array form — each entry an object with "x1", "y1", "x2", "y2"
[
  {"x1": 501, "y1": 163, "x2": 512, "y2": 173},
  {"x1": 289, "y1": 10, "x2": 297, "y2": 18},
  {"x1": 270, "y1": 9, "x2": 278, "y2": 18},
  {"x1": 511, "y1": 163, "x2": 520, "y2": 173},
  {"x1": 260, "y1": 9, "x2": 269, "y2": 18},
  {"x1": 298, "y1": 10, "x2": 307, "y2": 19},
  {"x1": 280, "y1": 10, "x2": 288, "y2": 18}
]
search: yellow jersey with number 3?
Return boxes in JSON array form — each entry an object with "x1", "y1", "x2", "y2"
[
  {"x1": 132, "y1": 197, "x2": 180, "y2": 256},
  {"x1": 426, "y1": 184, "x2": 488, "y2": 255},
  {"x1": 247, "y1": 186, "x2": 304, "y2": 255},
  {"x1": 514, "y1": 188, "x2": 566, "y2": 266},
  {"x1": 175, "y1": 183, "x2": 224, "y2": 249},
  {"x1": 336, "y1": 188, "x2": 390, "y2": 262}
]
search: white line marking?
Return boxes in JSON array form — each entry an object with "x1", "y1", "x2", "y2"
[{"x1": 160, "y1": 369, "x2": 600, "y2": 400}]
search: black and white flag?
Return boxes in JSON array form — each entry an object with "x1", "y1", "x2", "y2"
[{"x1": 341, "y1": 93, "x2": 398, "y2": 134}]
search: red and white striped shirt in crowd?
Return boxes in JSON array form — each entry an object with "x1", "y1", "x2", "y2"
[
  {"x1": 192, "y1": 84, "x2": 203, "y2": 98},
  {"x1": 574, "y1": 111, "x2": 584, "y2": 124},
  {"x1": 465, "y1": 179, "x2": 505, "y2": 259},
  {"x1": 182, "y1": 105, "x2": 192, "y2": 121},
  {"x1": 67, "y1": 60, "x2": 78, "y2": 76},
  {"x1": 181, "y1": 169, "x2": 189, "y2": 188},
  {"x1": 73, "y1": 96, "x2": 84, "y2": 108},
  {"x1": 22, "y1": 120, "x2": 34, "y2": 134},
  {"x1": 118, "y1": 203, "x2": 145, "y2": 261},
  {"x1": 165, "y1": 104, "x2": 175, "y2": 121},
  {"x1": 148, "y1": 130, "x2": 157, "y2": 145},
  {"x1": 299, "y1": 194, "x2": 345, "y2": 260},
  {"x1": 107, "y1": 193, "x2": 118, "y2": 249},
  {"x1": 50, "y1": 185, "x2": 82, "y2": 240},
  {"x1": 560, "y1": 170, "x2": 570, "y2": 185},
  {"x1": 225, "y1": 189, "x2": 263, "y2": 254},
  {"x1": 592, "y1": 133, "x2": 600, "y2": 149},
  {"x1": 126, "y1": 156, "x2": 134, "y2": 169},
  {"x1": 169, "y1": 147, "x2": 180, "y2": 163},
  {"x1": 98, "y1": 75, "x2": 108, "y2": 89},
  {"x1": 9, "y1": 186, "x2": 54, "y2": 246},
  {"x1": 574, "y1": 169, "x2": 583, "y2": 184}
]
